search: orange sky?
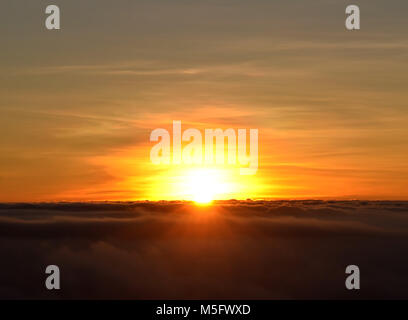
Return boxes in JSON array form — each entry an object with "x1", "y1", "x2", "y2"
[{"x1": 0, "y1": 0, "x2": 407, "y2": 201}]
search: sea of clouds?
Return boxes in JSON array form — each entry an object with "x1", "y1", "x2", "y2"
[{"x1": 0, "y1": 200, "x2": 407, "y2": 299}]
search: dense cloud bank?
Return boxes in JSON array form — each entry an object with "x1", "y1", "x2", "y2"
[{"x1": 0, "y1": 200, "x2": 408, "y2": 299}]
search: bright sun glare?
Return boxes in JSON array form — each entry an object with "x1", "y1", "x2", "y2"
[{"x1": 185, "y1": 168, "x2": 227, "y2": 204}]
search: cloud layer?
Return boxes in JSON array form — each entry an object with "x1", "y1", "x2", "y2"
[{"x1": 0, "y1": 200, "x2": 408, "y2": 299}]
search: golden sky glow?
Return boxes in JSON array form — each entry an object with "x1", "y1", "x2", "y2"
[{"x1": 0, "y1": 1, "x2": 408, "y2": 201}]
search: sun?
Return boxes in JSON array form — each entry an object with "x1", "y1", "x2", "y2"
[{"x1": 185, "y1": 168, "x2": 227, "y2": 204}]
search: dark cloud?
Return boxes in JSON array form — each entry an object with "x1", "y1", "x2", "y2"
[{"x1": 0, "y1": 201, "x2": 408, "y2": 299}]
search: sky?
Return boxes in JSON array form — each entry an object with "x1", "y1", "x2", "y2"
[{"x1": 0, "y1": 0, "x2": 407, "y2": 201}]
